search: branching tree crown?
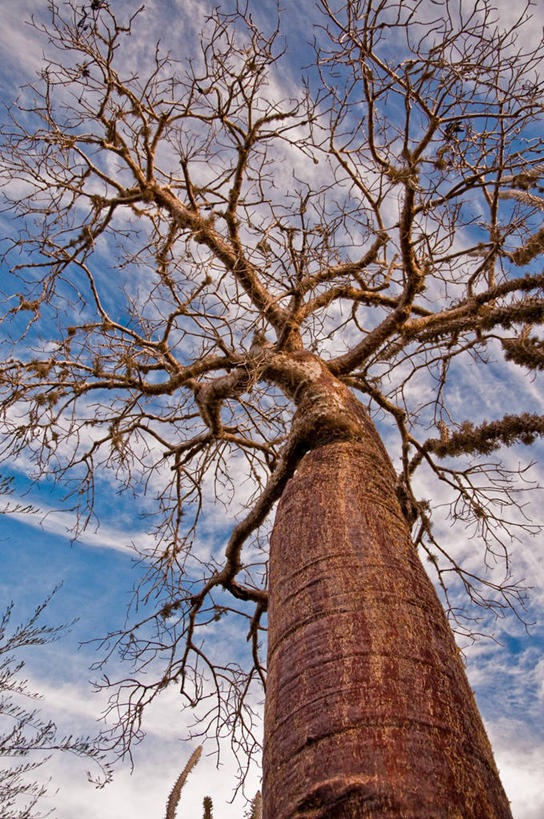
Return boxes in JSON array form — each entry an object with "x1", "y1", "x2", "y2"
[{"x1": 1, "y1": 0, "x2": 544, "y2": 786}]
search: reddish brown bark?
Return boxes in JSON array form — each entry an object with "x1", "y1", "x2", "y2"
[{"x1": 263, "y1": 425, "x2": 512, "y2": 817}]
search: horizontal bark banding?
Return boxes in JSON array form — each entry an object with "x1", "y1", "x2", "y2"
[{"x1": 263, "y1": 439, "x2": 511, "y2": 818}]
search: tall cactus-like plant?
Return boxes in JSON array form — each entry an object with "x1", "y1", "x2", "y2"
[
  {"x1": 202, "y1": 795, "x2": 213, "y2": 819},
  {"x1": 164, "y1": 746, "x2": 202, "y2": 819},
  {"x1": 246, "y1": 791, "x2": 262, "y2": 819},
  {"x1": 164, "y1": 747, "x2": 259, "y2": 818}
]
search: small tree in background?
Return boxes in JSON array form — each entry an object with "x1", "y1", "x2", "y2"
[
  {"x1": 1, "y1": 0, "x2": 544, "y2": 814},
  {"x1": 0, "y1": 591, "x2": 111, "y2": 818}
]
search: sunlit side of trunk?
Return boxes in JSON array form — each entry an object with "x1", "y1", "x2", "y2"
[{"x1": 263, "y1": 426, "x2": 512, "y2": 817}]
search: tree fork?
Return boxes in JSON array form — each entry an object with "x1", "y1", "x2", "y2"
[{"x1": 263, "y1": 422, "x2": 512, "y2": 817}]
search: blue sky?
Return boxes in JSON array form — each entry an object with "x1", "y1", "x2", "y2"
[{"x1": 1, "y1": 1, "x2": 544, "y2": 817}]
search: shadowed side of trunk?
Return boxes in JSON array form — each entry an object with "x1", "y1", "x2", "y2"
[{"x1": 263, "y1": 434, "x2": 512, "y2": 818}]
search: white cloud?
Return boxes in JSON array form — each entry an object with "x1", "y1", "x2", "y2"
[
  {"x1": 18, "y1": 672, "x2": 262, "y2": 819},
  {"x1": 493, "y1": 726, "x2": 544, "y2": 819},
  {"x1": 5, "y1": 500, "x2": 148, "y2": 554}
]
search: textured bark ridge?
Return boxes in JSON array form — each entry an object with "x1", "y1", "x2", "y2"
[{"x1": 263, "y1": 427, "x2": 512, "y2": 817}]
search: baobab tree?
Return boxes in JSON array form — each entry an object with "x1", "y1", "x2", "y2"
[{"x1": 1, "y1": 0, "x2": 544, "y2": 815}]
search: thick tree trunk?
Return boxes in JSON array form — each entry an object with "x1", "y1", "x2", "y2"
[{"x1": 263, "y1": 418, "x2": 512, "y2": 817}]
